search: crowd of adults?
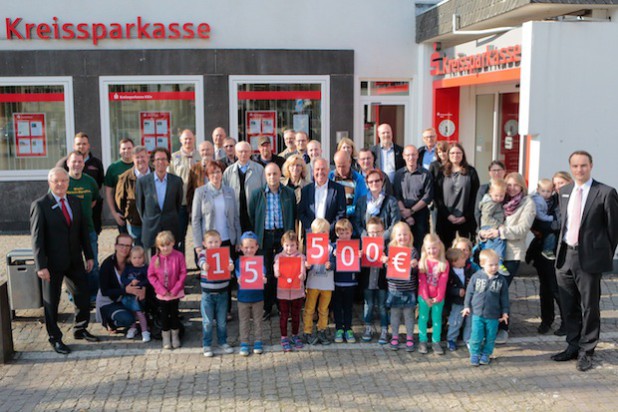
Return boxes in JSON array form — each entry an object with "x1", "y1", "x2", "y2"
[{"x1": 30, "y1": 124, "x2": 618, "y2": 372}]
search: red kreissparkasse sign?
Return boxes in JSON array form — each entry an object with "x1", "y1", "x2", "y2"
[{"x1": 4, "y1": 16, "x2": 211, "y2": 45}]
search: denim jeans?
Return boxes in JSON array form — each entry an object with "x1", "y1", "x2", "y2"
[
  {"x1": 88, "y1": 231, "x2": 99, "y2": 301},
  {"x1": 447, "y1": 303, "x2": 471, "y2": 343},
  {"x1": 126, "y1": 223, "x2": 143, "y2": 247},
  {"x1": 201, "y1": 291, "x2": 229, "y2": 347},
  {"x1": 469, "y1": 315, "x2": 499, "y2": 356},
  {"x1": 363, "y1": 289, "x2": 388, "y2": 328},
  {"x1": 480, "y1": 225, "x2": 505, "y2": 260}
]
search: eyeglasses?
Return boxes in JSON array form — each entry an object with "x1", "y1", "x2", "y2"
[
  {"x1": 116, "y1": 244, "x2": 132, "y2": 248},
  {"x1": 153, "y1": 158, "x2": 168, "y2": 162},
  {"x1": 367, "y1": 231, "x2": 384, "y2": 236},
  {"x1": 489, "y1": 168, "x2": 504, "y2": 173},
  {"x1": 224, "y1": 145, "x2": 234, "y2": 148},
  {"x1": 367, "y1": 179, "x2": 382, "y2": 184}
]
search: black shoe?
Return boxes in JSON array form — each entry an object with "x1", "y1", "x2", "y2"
[
  {"x1": 576, "y1": 353, "x2": 593, "y2": 372},
  {"x1": 262, "y1": 311, "x2": 271, "y2": 321},
  {"x1": 554, "y1": 326, "x2": 567, "y2": 337},
  {"x1": 551, "y1": 349, "x2": 578, "y2": 362},
  {"x1": 74, "y1": 330, "x2": 100, "y2": 342},
  {"x1": 537, "y1": 323, "x2": 551, "y2": 334},
  {"x1": 49, "y1": 339, "x2": 71, "y2": 355}
]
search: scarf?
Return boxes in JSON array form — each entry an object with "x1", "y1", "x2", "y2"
[
  {"x1": 503, "y1": 192, "x2": 524, "y2": 216},
  {"x1": 366, "y1": 192, "x2": 385, "y2": 216},
  {"x1": 205, "y1": 181, "x2": 223, "y2": 198}
]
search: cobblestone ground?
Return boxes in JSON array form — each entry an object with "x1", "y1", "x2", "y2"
[{"x1": 2, "y1": 229, "x2": 618, "y2": 411}]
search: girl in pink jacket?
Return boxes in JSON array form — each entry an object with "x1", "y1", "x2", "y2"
[
  {"x1": 147, "y1": 231, "x2": 187, "y2": 350},
  {"x1": 417, "y1": 233, "x2": 450, "y2": 355}
]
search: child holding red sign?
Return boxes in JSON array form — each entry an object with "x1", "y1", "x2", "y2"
[
  {"x1": 332, "y1": 219, "x2": 359, "y2": 344},
  {"x1": 273, "y1": 230, "x2": 306, "y2": 352},
  {"x1": 360, "y1": 217, "x2": 389, "y2": 344},
  {"x1": 198, "y1": 230, "x2": 235, "y2": 358},
  {"x1": 417, "y1": 233, "x2": 450, "y2": 355},
  {"x1": 234, "y1": 232, "x2": 267, "y2": 356},
  {"x1": 303, "y1": 218, "x2": 335, "y2": 346},
  {"x1": 147, "y1": 231, "x2": 187, "y2": 350},
  {"x1": 382, "y1": 222, "x2": 419, "y2": 352}
]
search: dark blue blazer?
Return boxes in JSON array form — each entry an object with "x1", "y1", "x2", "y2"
[{"x1": 298, "y1": 180, "x2": 346, "y2": 238}]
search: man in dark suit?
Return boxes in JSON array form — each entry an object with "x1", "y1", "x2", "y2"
[
  {"x1": 136, "y1": 147, "x2": 184, "y2": 253},
  {"x1": 298, "y1": 157, "x2": 346, "y2": 240},
  {"x1": 30, "y1": 167, "x2": 98, "y2": 354},
  {"x1": 552, "y1": 150, "x2": 618, "y2": 371},
  {"x1": 370, "y1": 123, "x2": 405, "y2": 185}
]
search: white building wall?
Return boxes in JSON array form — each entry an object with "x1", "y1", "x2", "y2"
[{"x1": 520, "y1": 20, "x2": 618, "y2": 191}]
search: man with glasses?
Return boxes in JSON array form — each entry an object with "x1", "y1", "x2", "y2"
[
  {"x1": 417, "y1": 128, "x2": 438, "y2": 171},
  {"x1": 221, "y1": 137, "x2": 238, "y2": 169},
  {"x1": 393, "y1": 145, "x2": 433, "y2": 250},
  {"x1": 294, "y1": 131, "x2": 311, "y2": 164},
  {"x1": 136, "y1": 148, "x2": 183, "y2": 253}
]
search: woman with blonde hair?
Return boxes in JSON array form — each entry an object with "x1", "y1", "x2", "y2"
[{"x1": 337, "y1": 137, "x2": 360, "y2": 172}]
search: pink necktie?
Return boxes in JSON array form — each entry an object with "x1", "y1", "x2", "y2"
[
  {"x1": 60, "y1": 198, "x2": 72, "y2": 226},
  {"x1": 567, "y1": 187, "x2": 582, "y2": 246}
]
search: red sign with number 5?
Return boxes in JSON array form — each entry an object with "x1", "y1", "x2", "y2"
[
  {"x1": 306, "y1": 233, "x2": 328, "y2": 264},
  {"x1": 361, "y1": 237, "x2": 383, "y2": 268},
  {"x1": 336, "y1": 240, "x2": 360, "y2": 272},
  {"x1": 239, "y1": 256, "x2": 264, "y2": 290},
  {"x1": 206, "y1": 247, "x2": 231, "y2": 281}
]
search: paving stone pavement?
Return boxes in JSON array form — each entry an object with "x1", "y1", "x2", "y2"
[{"x1": 2, "y1": 228, "x2": 618, "y2": 411}]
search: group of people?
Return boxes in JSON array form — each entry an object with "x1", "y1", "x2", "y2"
[{"x1": 30, "y1": 124, "x2": 618, "y2": 372}]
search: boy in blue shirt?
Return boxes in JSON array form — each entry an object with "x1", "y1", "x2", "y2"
[
  {"x1": 235, "y1": 232, "x2": 267, "y2": 356},
  {"x1": 462, "y1": 249, "x2": 509, "y2": 366}
]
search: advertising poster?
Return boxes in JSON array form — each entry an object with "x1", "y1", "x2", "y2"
[
  {"x1": 246, "y1": 110, "x2": 277, "y2": 153},
  {"x1": 13, "y1": 113, "x2": 47, "y2": 158},
  {"x1": 140, "y1": 111, "x2": 171, "y2": 153}
]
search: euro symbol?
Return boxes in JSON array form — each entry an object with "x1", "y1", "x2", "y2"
[{"x1": 392, "y1": 252, "x2": 407, "y2": 272}]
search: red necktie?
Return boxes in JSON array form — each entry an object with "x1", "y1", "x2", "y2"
[
  {"x1": 60, "y1": 198, "x2": 72, "y2": 226},
  {"x1": 567, "y1": 187, "x2": 582, "y2": 246}
]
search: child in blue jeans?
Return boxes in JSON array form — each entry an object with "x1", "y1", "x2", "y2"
[
  {"x1": 199, "y1": 230, "x2": 235, "y2": 358},
  {"x1": 445, "y1": 248, "x2": 472, "y2": 351},
  {"x1": 462, "y1": 249, "x2": 510, "y2": 366}
]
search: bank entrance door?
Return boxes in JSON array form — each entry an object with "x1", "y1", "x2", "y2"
[
  {"x1": 474, "y1": 89, "x2": 520, "y2": 183},
  {"x1": 360, "y1": 80, "x2": 410, "y2": 149}
]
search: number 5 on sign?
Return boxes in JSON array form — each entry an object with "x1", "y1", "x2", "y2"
[
  {"x1": 336, "y1": 240, "x2": 360, "y2": 272},
  {"x1": 239, "y1": 256, "x2": 264, "y2": 290},
  {"x1": 361, "y1": 236, "x2": 383, "y2": 268},
  {"x1": 306, "y1": 233, "x2": 328, "y2": 264},
  {"x1": 206, "y1": 247, "x2": 231, "y2": 281},
  {"x1": 386, "y1": 246, "x2": 412, "y2": 280}
]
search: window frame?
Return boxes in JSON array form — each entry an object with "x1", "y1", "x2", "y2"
[{"x1": 0, "y1": 76, "x2": 74, "y2": 181}]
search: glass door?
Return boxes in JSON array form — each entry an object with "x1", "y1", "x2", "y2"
[{"x1": 360, "y1": 80, "x2": 410, "y2": 149}]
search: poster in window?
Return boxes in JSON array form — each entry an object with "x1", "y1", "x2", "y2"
[
  {"x1": 246, "y1": 111, "x2": 277, "y2": 153},
  {"x1": 293, "y1": 114, "x2": 309, "y2": 134},
  {"x1": 140, "y1": 112, "x2": 171, "y2": 153},
  {"x1": 13, "y1": 113, "x2": 47, "y2": 158}
]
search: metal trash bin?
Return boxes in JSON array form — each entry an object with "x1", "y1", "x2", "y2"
[{"x1": 6, "y1": 249, "x2": 42, "y2": 312}]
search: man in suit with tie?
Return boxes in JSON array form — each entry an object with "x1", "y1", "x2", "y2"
[
  {"x1": 136, "y1": 147, "x2": 184, "y2": 253},
  {"x1": 370, "y1": 123, "x2": 405, "y2": 185},
  {"x1": 552, "y1": 150, "x2": 618, "y2": 371},
  {"x1": 30, "y1": 167, "x2": 98, "y2": 354},
  {"x1": 298, "y1": 157, "x2": 346, "y2": 240}
]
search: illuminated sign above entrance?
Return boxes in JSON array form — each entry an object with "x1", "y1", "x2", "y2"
[
  {"x1": 430, "y1": 44, "x2": 521, "y2": 77},
  {"x1": 4, "y1": 17, "x2": 211, "y2": 45}
]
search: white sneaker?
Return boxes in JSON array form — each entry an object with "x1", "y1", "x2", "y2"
[
  {"x1": 126, "y1": 327, "x2": 138, "y2": 339},
  {"x1": 495, "y1": 330, "x2": 508, "y2": 344},
  {"x1": 141, "y1": 331, "x2": 151, "y2": 342},
  {"x1": 221, "y1": 344, "x2": 234, "y2": 354},
  {"x1": 203, "y1": 346, "x2": 214, "y2": 357}
]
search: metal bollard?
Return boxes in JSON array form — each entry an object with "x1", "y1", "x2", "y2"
[{"x1": 0, "y1": 281, "x2": 15, "y2": 363}]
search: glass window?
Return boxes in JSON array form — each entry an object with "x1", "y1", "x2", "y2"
[
  {"x1": 106, "y1": 82, "x2": 197, "y2": 159},
  {"x1": 236, "y1": 82, "x2": 323, "y2": 153},
  {"x1": 361, "y1": 81, "x2": 410, "y2": 96},
  {"x1": 0, "y1": 81, "x2": 72, "y2": 178}
]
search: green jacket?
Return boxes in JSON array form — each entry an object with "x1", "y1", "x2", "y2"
[{"x1": 249, "y1": 184, "x2": 297, "y2": 246}]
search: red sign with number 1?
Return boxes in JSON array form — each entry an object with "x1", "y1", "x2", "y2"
[
  {"x1": 239, "y1": 256, "x2": 264, "y2": 290},
  {"x1": 205, "y1": 247, "x2": 231, "y2": 281}
]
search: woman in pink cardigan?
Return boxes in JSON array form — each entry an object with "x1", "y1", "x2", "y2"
[{"x1": 147, "y1": 231, "x2": 187, "y2": 350}]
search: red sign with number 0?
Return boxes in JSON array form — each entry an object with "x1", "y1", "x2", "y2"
[
  {"x1": 336, "y1": 240, "x2": 360, "y2": 272},
  {"x1": 361, "y1": 237, "x2": 384, "y2": 268}
]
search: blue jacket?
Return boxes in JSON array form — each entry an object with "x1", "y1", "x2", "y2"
[
  {"x1": 352, "y1": 193, "x2": 401, "y2": 240},
  {"x1": 464, "y1": 270, "x2": 509, "y2": 319},
  {"x1": 328, "y1": 169, "x2": 368, "y2": 218},
  {"x1": 298, "y1": 180, "x2": 346, "y2": 240}
]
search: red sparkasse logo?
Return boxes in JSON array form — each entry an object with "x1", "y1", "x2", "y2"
[
  {"x1": 4, "y1": 16, "x2": 211, "y2": 46},
  {"x1": 430, "y1": 44, "x2": 521, "y2": 77}
]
